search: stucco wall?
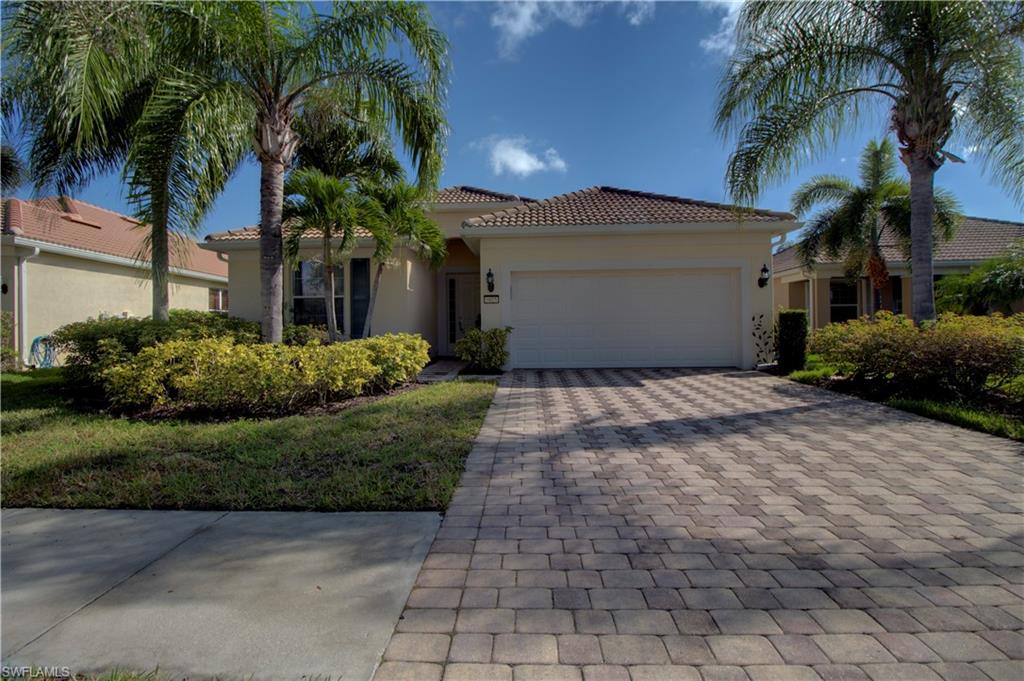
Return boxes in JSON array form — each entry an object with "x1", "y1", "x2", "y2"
[
  {"x1": 8, "y1": 251, "x2": 219, "y2": 361},
  {"x1": 227, "y1": 245, "x2": 439, "y2": 349},
  {"x1": 477, "y1": 231, "x2": 775, "y2": 369}
]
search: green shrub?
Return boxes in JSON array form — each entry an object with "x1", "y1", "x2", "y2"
[
  {"x1": 102, "y1": 333, "x2": 430, "y2": 415},
  {"x1": 936, "y1": 239, "x2": 1024, "y2": 314},
  {"x1": 51, "y1": 310, "x2": 260, "y2": 384},
  {"x1": 810, "y1": 312, "x2": 1024, "y2": 401},
  {"x1": 357, "y1": 333, "x2": 431, "y2": 390},
  {"x1": 455, "y1": 327, "x2": 512, "y2": 372},
  {"x1": 282, "y1": 323, "x2": 331, "y2": 346},
  {"x1": 776, "y1": 309, "x2": 808, "y2": 373},
  {"x1": 1, "y1": 311, "x2": 18, "y2": 371}
]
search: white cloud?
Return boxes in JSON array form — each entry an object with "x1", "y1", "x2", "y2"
[
  {"x1": 699, "y1": 0, "x2": 743, "y2": 57},
  {"x1": 491, "y1": 1, "x2": 653, "y2": 60},
  {"x1": 474, "y1": 136, "x2": 569, "y2": 177}
]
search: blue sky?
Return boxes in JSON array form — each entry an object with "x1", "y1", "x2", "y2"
[{"x1": 14, "y1": 1, "x2": 1022, "y2": 238}]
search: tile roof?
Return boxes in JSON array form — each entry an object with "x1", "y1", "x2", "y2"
[
  {"x1": 773, "y1": 216, "x2": 1024, "y2": 272},
  {"x1": 463, "y1": 186, "x2": 795, "y2": 228},
  {"x1": 2, "y1": 197, "x2": 227, "y2": 277},
  {"x1": 204, "y1": 222, "x2": 373, "y2": 243},
  {"x1": 434, "y1": 186, "x2": 534, "y2": 204}
]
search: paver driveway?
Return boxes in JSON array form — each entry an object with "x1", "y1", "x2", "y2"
[{"x1": 375, "y1": 369, "x2": 1023, "y2": 681}]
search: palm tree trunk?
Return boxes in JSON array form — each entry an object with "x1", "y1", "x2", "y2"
[
  {"x1": 362, "y1": 261, "x2": 385, "y2": 339},
  {"x1": 322, "y1": 237, "x2": 339, "y2": 342},
  {"x1": 908, "y1": 156, "x2": 937, "y2": 324},
  {"x1": 150, "y1": 214, "x2": 170, "y2": 322},
  {"x1": 259, "y1": 157, "x2": 285, "y2": 343}
]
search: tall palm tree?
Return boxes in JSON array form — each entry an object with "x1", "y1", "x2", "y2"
[
  {"x1": 282, "y1": 168, "x2": 369, "y2": 342},
  {"x1": 794, "y1": 139, "x2": 961, "y2": 316},
  {"x1": 4, "y1": 1, "x2": 247, "y2": 322},
  {"x1": 0, "y1": 144, "x2": 24, "y2": 193},
  {"x1": 147, "y1": 0, "x2": 449, "y2": 342},
  {"x1": 362, "y1": 181, "x2": 446, "y2": 339},
  {"x1": 716, "y1": 1, "x2": 1024, "y2": 323}
]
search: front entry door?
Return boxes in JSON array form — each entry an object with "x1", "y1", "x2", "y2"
[{"x1": 444, "y1": 273, "x2": 480, "y2": 355}]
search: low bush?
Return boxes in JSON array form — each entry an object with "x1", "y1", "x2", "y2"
[
  {"x1": 810, "y1": 312, "x2": 1024, "y2": 401},
  {"x1": 776, "y1": 309, "x2": 808, "y2": 373},
  {"x1": 455, "y1": 327, "x2": 512, "y2": 372},
  {"x1": 102, "y1": 333, "x2": 430, "y2": 415},
  {"x1": 1, "y1": 311, "x2": 18, "y2": 371},
  {"x1": 51, "y1": 310, "x2": 260, "y2": 384},
  {"x1": 282, "y1": 323, "x2": 331, "y2": 346}
]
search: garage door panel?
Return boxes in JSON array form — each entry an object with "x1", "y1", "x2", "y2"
[{"x1": 509, "y1": 269, "x2": 740, "y2": 368}]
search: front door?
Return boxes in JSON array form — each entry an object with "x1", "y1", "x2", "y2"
[{"x1": 443, "y1": 273, "x2": 480, "y2": 355}]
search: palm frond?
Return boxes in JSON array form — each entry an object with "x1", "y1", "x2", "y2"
[{"x1": 790, "y1": 175, "x2": 855, "y2": 217}]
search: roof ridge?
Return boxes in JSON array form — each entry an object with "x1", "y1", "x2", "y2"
[
  {"x1": 463, "y1": 186, "x2": 601, "y2": 226},
  {"x1": 962, "y1": 215, "x2": 1024, "y2": 227},
  {"x1": 597, "y1": 185, "x2": 793, "y2": 219}
]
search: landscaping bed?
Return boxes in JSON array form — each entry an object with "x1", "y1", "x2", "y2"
[
  {"x1": 786, "y1": 312, "x2": 1024, "y2": 441},
  {"x1": 1, "y1": 369, "x2": 495, "y2": 511}
]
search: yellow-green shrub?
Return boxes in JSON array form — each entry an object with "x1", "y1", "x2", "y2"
[
  {"x1": 103, "y1": 333, "x2": 430, "y2": 414},
  {"x1": 810, "y1": 312, "x2": 1024, "y2": 400},
  {"x1": 355, "y1": 334, "x2": 431, "y2": 390}
]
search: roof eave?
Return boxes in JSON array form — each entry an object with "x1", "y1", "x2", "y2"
[{"x1": 461, "y1": 220, "x2": 796, "y2": 238}]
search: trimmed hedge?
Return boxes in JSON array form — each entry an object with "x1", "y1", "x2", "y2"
[
  {"x1": 810, "y1": 312, "x2": 1024, "y2": 401},
  {"x1": 776, "y1": 309, "x2": 808, "y2": 373},
  {"x1": 103, "y1": 333, "x2": 430, "y2": 415},
  {"x1": 455, "y1": 327, "x2": 512, "y2": 372},
  {"x1": 51, "y1": 311, "x2": 336, "y2": 384}
]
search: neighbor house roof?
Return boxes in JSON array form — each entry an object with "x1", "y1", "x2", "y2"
[
  {"x1": 463, "y1": 186, "x2": 795, "y2": 228},
  {"x1": 773, "y1": 215, "x2": 1024, "y2": 273},
  {"x1": 434, "y1": 186, "x2": 534, "y2": 204},
  {"x1": 2, "y1": 197, "x2": 227, "y2": 277}
]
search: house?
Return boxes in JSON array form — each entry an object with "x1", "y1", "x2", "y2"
[
  {"x1": 772, "y1": 216, "x2": 1024, "y2": 328},
  {"x1": 1, "y1": 197, "x2": 229, "y2": 364},
  {"x1": 202, "y1": 186, "x2": 797, "y2": 369}
]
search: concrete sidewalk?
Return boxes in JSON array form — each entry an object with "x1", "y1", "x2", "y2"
[{"x1": 2, "y1": 508, "x2": 440, "y2": 681}]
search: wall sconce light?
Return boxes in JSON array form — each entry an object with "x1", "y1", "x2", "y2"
[
  {"x1": 757, "y1": 264, "x2": 770, "y2": 288},
  {"x1": 486, "y1": 268, "x2": 495, "y2": 293}
]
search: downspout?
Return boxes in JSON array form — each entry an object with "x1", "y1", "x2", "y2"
[{"x1": 18, "y1": 246, "x2": 40, "y2": 366}]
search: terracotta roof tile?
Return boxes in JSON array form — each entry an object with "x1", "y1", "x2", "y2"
[
  {"x1": 773, "y1": 216, "x2": 1024, "y2": 272},
  {"x1": 204, "y1": 222, "x2": 373, "y2": 243},
  {"x1": 2, "y1": 197, "x2": 227, "y2": 277},
  {"x1": 434, "y1": 186, "x2": 533, "y2": 204},
  {"x1": 463, "y1": 186, "x2": 794, "y2": 228}
]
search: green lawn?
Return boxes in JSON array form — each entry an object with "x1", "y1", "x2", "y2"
[
  {"x1": 786, "y1": 355, "x2": 1024, "y2": 441},
  {"x1": 1, "y1": 370, "x2": 495, "y2": 511}
]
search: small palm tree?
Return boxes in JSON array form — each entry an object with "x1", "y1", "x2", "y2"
[
  {"x1": 716, "y1": 1, "x2": 1024, "y2": 323},
  {"x1": 362, "y1": 181, "x2": 446, "y2": 339},
  {"x1": 282, "y1": 168, "x2": 369, "y2": 342},
  {"x1": 793, "y1": 139, "x2": 961, "y2": 316}
]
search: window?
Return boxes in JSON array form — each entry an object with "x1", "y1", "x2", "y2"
[
  {"x1": 209, "y1": 288, "x2": 228, "y2": 313},
  {"x1": 890, "y1": 276, "x2": 903, "y2": 314},
  {"x1": 349, "y1": 258, "x2": 371, "y2": 338},
  {"x1": 292, "y1": 261, "x2": 343, "y2": 328},
  {"x1": 829, "y1": 279, "x2": 859, "y2": 323}
]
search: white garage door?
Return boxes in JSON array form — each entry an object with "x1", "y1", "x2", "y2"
[{"x1": 510, "y1": 268, "x2": 740, "y2": 368}]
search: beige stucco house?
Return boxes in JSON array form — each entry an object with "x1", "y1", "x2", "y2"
[
  {"x1": 2, "y1": 197, "x2": 229, "y2": 364},
  {"x1": 772, "y1": 216, "x2": 1024, "y2": 328},
  {"x1": 202, "y1": 186, "x2": 796, "y2": 369}
]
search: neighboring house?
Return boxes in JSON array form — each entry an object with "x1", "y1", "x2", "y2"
[
  {"x1": 1, "y1": 197, "x2": 229, "y2": 364},
  {"x1": 202, "y1": 185, "x2": 796, "y2": 369},
  {"x1": 772, "y1": 215, "x2": 1024, "y2": 328}
]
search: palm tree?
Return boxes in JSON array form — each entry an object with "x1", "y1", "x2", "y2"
[
  {"x1": 716, "y1": 1, "x2": 1024, "y2": 323},
  {"x1": 147, "y1": 0, "x2": 449, "y2": 342},
  {"x1": 1, "y1": 144, "x2": 24, "y2": 193},
  {"x1": 362, "y1": 181, "x2": 446, "y2": 339},
  {"x1": 4, "y1": 1, "x2": 247, "y2": 322},
  {"x1": 793, "y1": 139, "x2": 961, "y2": 317},
  {"x1": 282, "y1": 168, "x2": 369, "y2": 342}
]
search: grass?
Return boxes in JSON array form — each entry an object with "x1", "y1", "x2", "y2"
[
  {"x1": 785, "y1": 354, "x2": 1024, "y2": 441},
  {"x1": 1, "y1": 369, "x2": 495, "y2": 511}
]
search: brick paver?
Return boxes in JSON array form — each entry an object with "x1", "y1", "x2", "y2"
[{"x1": 375, "y1": 369, "x2": 1023, "y2": 681}]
